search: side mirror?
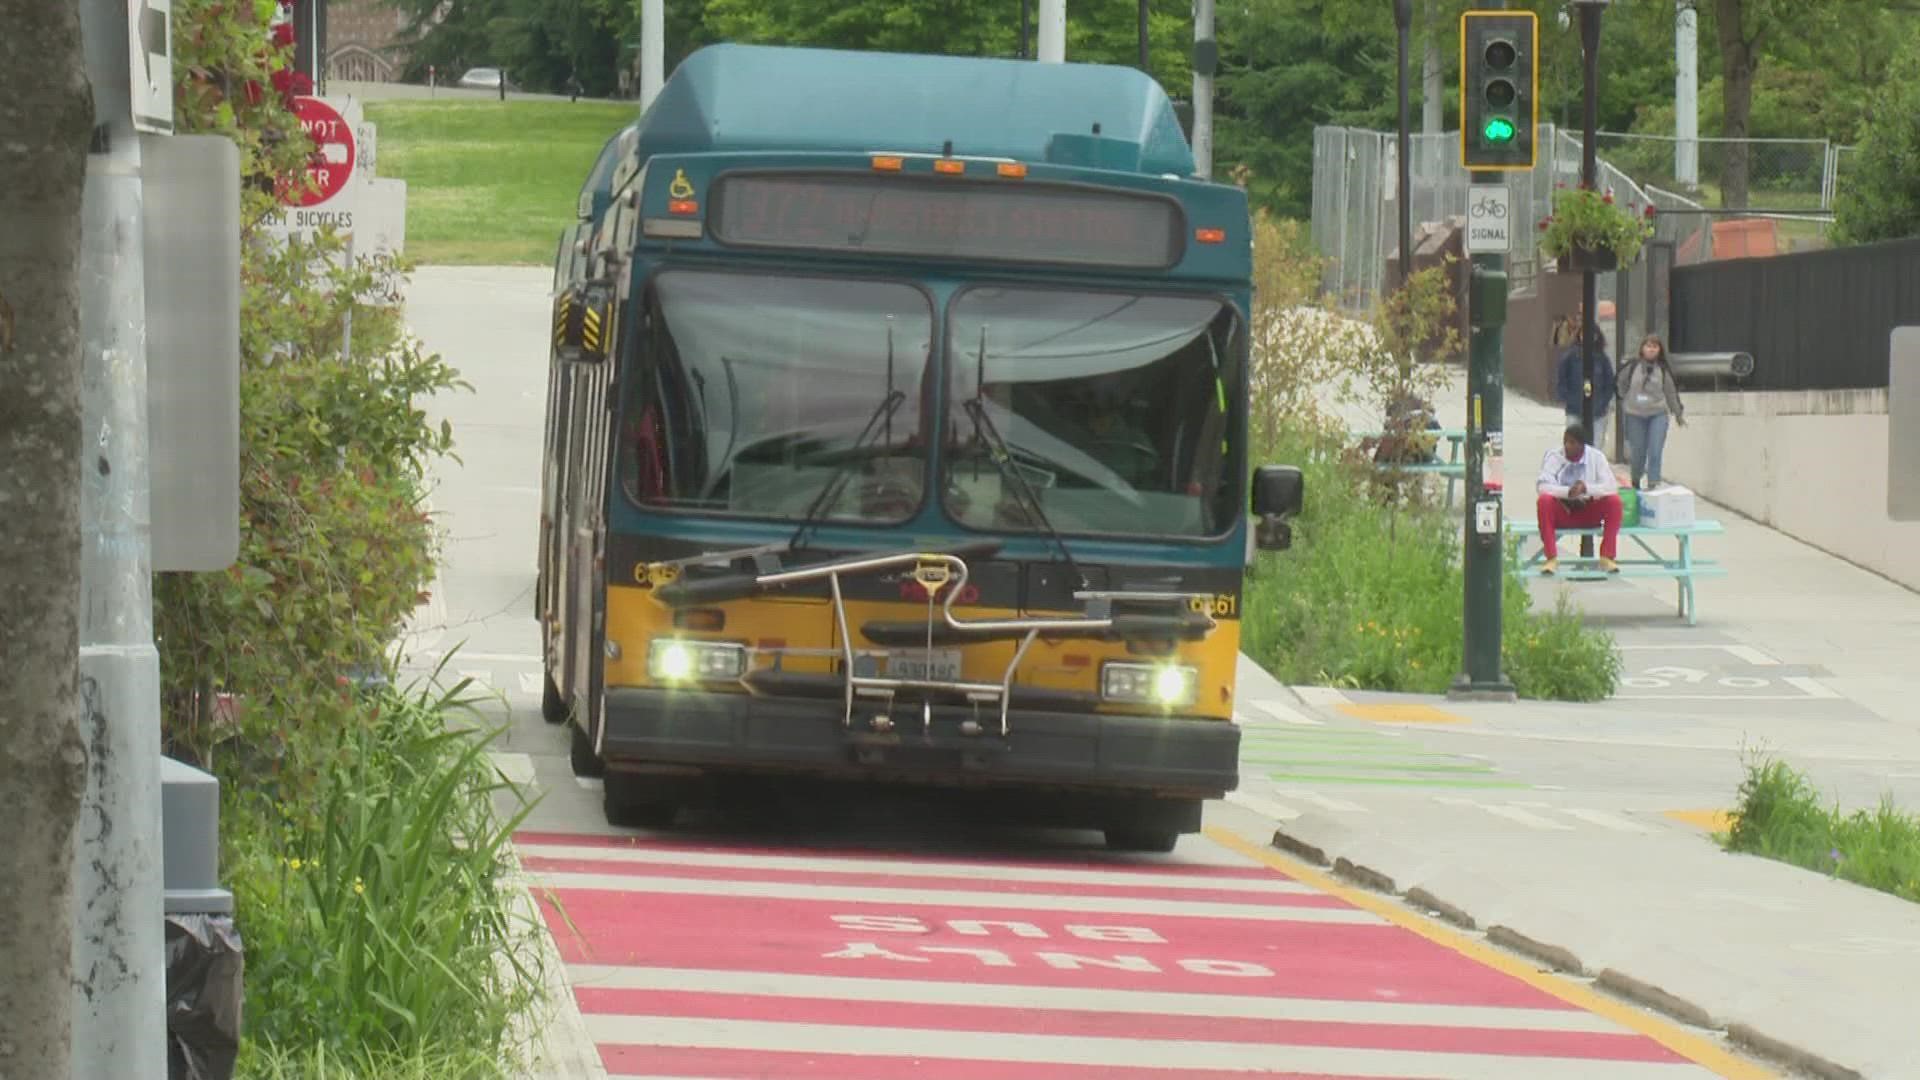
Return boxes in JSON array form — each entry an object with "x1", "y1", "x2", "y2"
[
  {"x1": 1252, "y1": 465, "x2": 1303, "y2": 518},
  {"x1": 553, "y1": 279, "x2": 614, "y2": 365},
  {"x1": 1251, "y1": 465, "x2": 1303, "y2": 552}
]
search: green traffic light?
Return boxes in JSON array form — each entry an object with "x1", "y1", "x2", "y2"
[{"x1": 1483, "y1": 117, "x2": 1516, "y2": 143}]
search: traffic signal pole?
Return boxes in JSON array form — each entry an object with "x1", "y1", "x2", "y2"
[
  {"x1": 1452, "y1": 5, "x2": 1532, "y2": 702},
  {"x1": 1456, "y1": 200, "x2": 1515, "y2": 701}
]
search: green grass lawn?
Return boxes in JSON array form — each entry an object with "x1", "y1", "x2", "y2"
[{"x1": 366, "y1": 100, "x2": 634, "y2": 265}]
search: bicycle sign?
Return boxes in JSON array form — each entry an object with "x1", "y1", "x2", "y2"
[{"x1": 1465, "y1": 184, "x2": 1511, "y2": 254}]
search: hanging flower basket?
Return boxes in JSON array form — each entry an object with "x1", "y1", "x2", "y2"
[
  {"x1": 1537, "y1": 184, "x2": 1656, "y2": 272},
  {"x1": 1556, "y1": 244, "x2": 1619, "y2": 274}
]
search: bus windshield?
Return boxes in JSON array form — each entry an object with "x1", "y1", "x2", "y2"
[
  {"x1": 943, "y1": 287, "x2": 1242, "y2": 540},
  {"x1": 622, "y1": 270, "x2": 932, "y2": 524}
]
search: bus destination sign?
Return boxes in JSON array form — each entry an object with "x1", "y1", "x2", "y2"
[{"x1": 710, "y1": 174, "x2": 1185, "y2": 269}]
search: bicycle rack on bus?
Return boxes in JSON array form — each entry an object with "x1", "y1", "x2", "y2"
[{"x1": 654, "y1": 547, "x2": 1217, "y2": 738}]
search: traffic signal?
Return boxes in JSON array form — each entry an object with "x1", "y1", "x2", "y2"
[{"x1": 1460, "y1": 11, "x2": 1538, "y2": 170}]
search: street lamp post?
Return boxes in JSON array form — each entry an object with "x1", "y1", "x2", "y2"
[
  {"x1": 1575, "y1": 0, "x2": 1608, "y2": 558},
  {"x1": 1393, "y1": 0, "x2": 1413, "y2": 293}
]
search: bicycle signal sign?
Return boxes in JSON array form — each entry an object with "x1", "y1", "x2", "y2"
[{"x1": 1465, "y1": 184, "x2": 1511, "y2": 254}]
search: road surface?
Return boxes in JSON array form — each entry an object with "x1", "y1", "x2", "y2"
[{"x1": 400, "y1": 266, "x2": 1771, "y2": 1079}]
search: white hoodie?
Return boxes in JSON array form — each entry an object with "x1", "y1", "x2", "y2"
[{"x1": 1536, "y1": 443, "x2": 1619, "y2": 499}]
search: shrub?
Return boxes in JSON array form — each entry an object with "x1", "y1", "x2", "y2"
[
  {"x1": 1243, "y1": 211, "x2": 1621, "y2": 703},
  {"x1": 1241, "y1": 451, "x2": 1622, "y2": 702},
  {"x1": 160, "y1": 4, "x2": 529, "y2": 1074},
  {"x1": 226, "y1": 676, "x2": 544, "y2": 1069}
]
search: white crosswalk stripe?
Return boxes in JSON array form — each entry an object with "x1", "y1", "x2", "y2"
[
  {"x1": 1555, "y1": 808, "x2": 1652, "y2": 834},
  {"x1": 1293, "y1": 792, "x2": 1368, "y2": 813},
  {"x1": 1291, "y1": 685, "x2": 1350, "y2": 706},
  {"x1": 1252, "y1": 699, "x2": 1323, "y2": 725},
  {"x1": 1224, "y1": 791, "x2": 1303, "y2": 822},
  {"x1": 1437, "y1": 797, "x2": 1573, "y2": 831}
]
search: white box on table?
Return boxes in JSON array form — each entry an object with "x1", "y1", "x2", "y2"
[{"x1": 1642, "y1": 485, "x2": 1696, "y2": 528}]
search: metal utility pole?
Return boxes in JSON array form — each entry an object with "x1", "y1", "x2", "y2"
[
  {"x1": 73, "y1": 0, "x2": 169, "y2": 1075},
  {"x1": 1138, "y1": 0, "x2": 1150, "y2": 70},
  {"x1": 1675, "y1": 0, "x2": 1699, "y2": 189},
  {"x1": 1393, "y1": 0, "x2": 1414, "y2": 291},
  {"x1": 1191, "y1": 0, "x2": 1215, "y2": 179},
  {"x1": 1038, "y1": 0, "x2": 1066, "y2": 62},
  {"x1": 640, "y1": 0, "x2": 664, "y2": 110},
  {"x1": 1577, "y1": 0, "x2": 1606, "y2": 558},
  {"x1": 1452, "y1": 1, "x2": 1528, "y2": 702}
]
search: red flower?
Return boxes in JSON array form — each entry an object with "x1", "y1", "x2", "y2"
[
  {"x1": 243, "y1": 79, "x2": 263, "y2": 106},
  {"x1": 272, "y1": 22, "x2": 295, "y2": 48},
  {"x1": 1602, "y1": 192, "x2": 1614, "y2": 204},
  {"x1": 270, "y1": 68, "x2": 312, "y2": 98},
  {"x1": 1538, "y1": 218, "x2": 1551, "y2": 230},
  {"x1": 1644, "y1": 205, "x2": 1657, "y2": 218}
]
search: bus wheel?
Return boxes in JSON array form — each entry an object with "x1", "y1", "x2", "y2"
[
  {"x1": 1102, "y1": 797, "x2": 1199, "y2": 853},
  {"x1": 603, "y1": 773, "x2": 677, "y2": 831},
  {"x1": 541, "y1": 671, "x2": 569, "y2": 725},
  {"x1": 1103, "y1": 827, "x2": 1179, "y2": 853},
  {"x1": 569, "y1": 719, "x2": 605, "y2": 779}
]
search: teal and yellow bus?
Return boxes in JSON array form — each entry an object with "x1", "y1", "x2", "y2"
[{"x1": 539, "y1": 43, "x2": 1302, "y2": 851}]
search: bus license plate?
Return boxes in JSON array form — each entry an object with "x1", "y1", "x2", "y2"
[{"x1": 887, "y1": 649, "x2": 962, "y2": 682}]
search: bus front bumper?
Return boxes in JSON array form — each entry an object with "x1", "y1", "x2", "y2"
[{"x1": 599, "y1": 687, "x2": 1240, "y2": 799}]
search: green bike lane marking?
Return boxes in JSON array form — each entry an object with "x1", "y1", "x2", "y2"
[{"x1": 1239, "y1": 725, "x2": 1529, "y2": 790}]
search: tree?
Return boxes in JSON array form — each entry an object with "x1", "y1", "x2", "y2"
[
  {"x1": 1702, "y1": 0, "x2": 1895, "y2": 208},
  {"x1": 1830, "y1": 28, "x2": 1920, "y2": 245},
  {"x1": 0, "y1": 0, "x2": 95, "y2": 1075}
]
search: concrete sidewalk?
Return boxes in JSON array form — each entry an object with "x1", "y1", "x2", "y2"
[{"x1": 1259, "y1": 371, "x2": 1920, "y2": 1077}]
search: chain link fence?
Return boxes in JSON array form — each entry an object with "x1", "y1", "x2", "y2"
[
  {"x1": 1311, "y1": 124, "x2": 1655, "y2": 316},
  {"x1": 1312, "y1": 126, "x2": 1856, "y2": 323}
]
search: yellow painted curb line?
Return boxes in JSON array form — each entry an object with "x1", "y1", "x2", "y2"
[
  {"x1": 1203, "y1": 825, "x2": 1777, "y2": 1080},
  {"x1": 1335, "y1": 702, "x2": 1470, "y2": 724}
]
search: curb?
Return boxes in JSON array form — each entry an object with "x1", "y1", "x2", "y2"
[
  {"x1": 1269, "y1": 826, "x2": 1859, "y2": 1080},
  {"x1": 1726, "y1": 1024, "x2": 1866, "y2": 1080},
  {"x1": 502, "y1": 849, "x2": 609, "y2": 1080}
]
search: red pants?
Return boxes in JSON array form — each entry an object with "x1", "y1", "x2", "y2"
[{"x1": 1536, "y1": 492, "x2": 1622, "y2": 559}]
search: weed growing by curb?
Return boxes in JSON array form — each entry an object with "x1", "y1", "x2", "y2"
[{"x1": 1724, "y1": 757, "x2": 1920, "y2": 903}]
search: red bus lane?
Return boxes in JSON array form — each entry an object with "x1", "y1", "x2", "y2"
[{"x1": 516, "y1": 830, "x2": 1735, "y2": 1079}]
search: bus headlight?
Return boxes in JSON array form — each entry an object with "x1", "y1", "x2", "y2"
[
  {"x1": 1102, "y1": 662, "x2": 1198, "y2": 708},
  {"x1": 648, "y1": 639, "x2": 745, "y2": 683}
]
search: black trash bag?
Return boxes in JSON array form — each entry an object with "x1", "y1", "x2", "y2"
[{"x1": 165, "y1": 913, "x2": 244, "y2": 1080}]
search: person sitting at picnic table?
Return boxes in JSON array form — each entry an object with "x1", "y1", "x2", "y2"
[{"x1": 1535, "y1": 423, "x2": 1622, "y2": 576}]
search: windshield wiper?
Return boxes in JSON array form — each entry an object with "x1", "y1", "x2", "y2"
[
  {"x1": 962, "y1": 327, "x2": 1083, "y2": 587},
  {"x1": 789, "y1": 321, "x2": 906, "y2": 553}
]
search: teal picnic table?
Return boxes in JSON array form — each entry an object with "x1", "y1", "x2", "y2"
[
  {"x1": 1506, "y1": 517, "x2": 1728, "y2": 625},
  {"x1": 1350, "y1": 427, "x2": 1468, "y2": 508}
]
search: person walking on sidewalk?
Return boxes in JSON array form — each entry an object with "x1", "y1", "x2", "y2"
[
  {"x1": 1618, "y1": 334, "x2": 1686, "y2": 489},
  {"x1": 1556, "y1": 326, "x2": 1616, "y2": 455},
  {"x1": 1535, "y1": 424, "x2": 1623, "y2": 575}
]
